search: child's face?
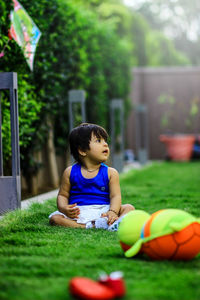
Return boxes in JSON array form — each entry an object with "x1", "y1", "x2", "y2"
[{"x1": 86, "y1": 132, "x2": 110, "y2": 163}]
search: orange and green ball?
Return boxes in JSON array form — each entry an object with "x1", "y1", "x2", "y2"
[{"x1": 121, "y1": 209, "x2": 200, "y2": 260}]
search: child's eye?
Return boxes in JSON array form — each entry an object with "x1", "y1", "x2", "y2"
[{"x1": 96, "y1": 139, "x2": 101, "y2": 143}]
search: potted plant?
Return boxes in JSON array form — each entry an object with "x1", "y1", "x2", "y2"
[
  {"x1": 158, "y1": 93, "x2": 199, "y2": 161},
  {"x1": 159, "y1": 134, "x2": 195, "y2": 161}
]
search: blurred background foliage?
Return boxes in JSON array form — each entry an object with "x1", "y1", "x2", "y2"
[
  {"x1": 127, "y1": 0, "x2": 200, "y2": 65},
  {"x1": 0, "y1": 0, "x2": 193, "y2": 192}
]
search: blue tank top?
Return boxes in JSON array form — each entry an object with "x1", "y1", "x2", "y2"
[{"x1": 69, "y1": 163, "x2": 110, "y2": 206}]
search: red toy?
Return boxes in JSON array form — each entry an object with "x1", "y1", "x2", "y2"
[
  {"x1": 69, "y1": 277, "x2": 115, "y2": 300},
  {"x1": 69, "y1": 271, "x2": 126, "y2": 300},
  {"x1": 99, "y1": 271, "x2": 126, "y2": 298}
]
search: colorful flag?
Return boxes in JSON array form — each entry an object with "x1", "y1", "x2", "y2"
[{"x1": 10, "y1": 0, "x2": 42, "y2": 71}]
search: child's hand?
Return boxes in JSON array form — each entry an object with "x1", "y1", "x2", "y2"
[
  {"x1": 66, "y1": 203, "x2": 80, "y2": 219},
  {"x1": 101, "y1": 211, "x2": 118, "y2": 225}
]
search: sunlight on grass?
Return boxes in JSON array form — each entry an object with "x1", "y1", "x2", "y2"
[{"x1": 0, "y1": 162, "x2": 200, "y2": 300}]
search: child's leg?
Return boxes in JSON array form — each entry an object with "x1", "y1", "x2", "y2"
[
  {"x1": 108, "y1": 204, "x2": 134, "y2": 231},
  {"x1": 119, "y1": 204, "x2": 135, "y2": 218},
  {"x1": 50, "y1": 214, "x2": 108, "y2": 229},
  {"x1": 49, "y1": 214, "x2": 85, "y2": 228}
]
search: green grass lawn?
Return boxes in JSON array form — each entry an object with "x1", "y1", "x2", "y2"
[{"x1": 0, "y1": 162, "x2": 200, "y2": 300}]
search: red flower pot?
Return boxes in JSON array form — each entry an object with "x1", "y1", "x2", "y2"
[{"x1": 159, "y1": 134, "x2": 195, "y2": 161}]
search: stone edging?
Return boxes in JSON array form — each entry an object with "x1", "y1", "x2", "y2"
[{"x1": 21, "y1": 189, "x2": 59, "y2": 210}]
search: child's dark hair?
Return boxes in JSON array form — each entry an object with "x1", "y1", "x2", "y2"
[{"x1": 69, "y1": 123, "x2": 108, "y2": 163}]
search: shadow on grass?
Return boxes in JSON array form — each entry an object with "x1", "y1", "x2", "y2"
[{"x1": 110, "y1": 251, "x2": 200, "y2": 266}]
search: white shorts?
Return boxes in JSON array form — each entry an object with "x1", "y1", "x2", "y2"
[{"x1": 48, "y1": 204, "x2": 110, "y2": 224}]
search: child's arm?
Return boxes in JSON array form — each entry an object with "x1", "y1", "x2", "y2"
[
  {"x1": 57, "y1": 166, "x2": 80, "y2": 218},
  {"x1": 102, "y1": 167, "x2": 122, "y2": 225}
]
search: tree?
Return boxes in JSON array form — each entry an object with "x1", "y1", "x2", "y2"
[
  {"x1": 129, "y1": 0, "x2": 200, "y2": 64},
  {"x1": 78, "y1": 0, "x2": 189, "y2": 67},
  {"x1": 146, "y1": 31, "x2": 189, "y2": 66},
  {"x1": 0, "y1": 0, "x2": 132, "y2": 194}
]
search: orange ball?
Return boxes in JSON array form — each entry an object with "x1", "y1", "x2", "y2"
[
  {"x1": 142, "y1": 222, "x2": 200, "y2": 260},
  {"x1": 124, "y1": 209, "x2": 200, "y2": 260}
]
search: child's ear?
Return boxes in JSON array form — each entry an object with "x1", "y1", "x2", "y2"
[{"x1": 78, "y1": 148, "x2": 87, "y2": 157}]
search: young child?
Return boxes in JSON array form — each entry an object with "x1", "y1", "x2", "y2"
[{"x1": 49, "y1": 123, "x2": 134, "y2": 230}]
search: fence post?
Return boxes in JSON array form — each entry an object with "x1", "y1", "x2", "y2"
[
  {"x1": 110, "y1": 99, "x2": 124, "y2": 172},
  {"x1": 135, "y1": 104, "x2": 149, "y2": 164},
  {"x1": 0, "y1": 72, "x2": 21, "y2": 214},
  {"x1": 68, "y1": 90, "x2": 86, "y2": 163},
  {"x1": 68, "y1": 90, "x2": 86, "y2": 133}
]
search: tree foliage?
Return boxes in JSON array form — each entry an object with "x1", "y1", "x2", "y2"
[
  {"x1": 78, "y1": 0, "x2": 190, "y2": 67},
  {"x1": 0, "y1": 0, "x2": 132, "y2": 181},
  {"x1": 130, "y1": 0, "x2": 200, "y2": 64},
  {"x1": 0, "y1": 0, "x2": 191, "y2": 191},
  {"x1": 146, "y1": 31, "x2": 189, "y2": 66}
]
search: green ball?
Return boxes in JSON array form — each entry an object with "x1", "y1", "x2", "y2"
[{"x1": 118, "y1": 210, "x2": 150, "y2": 246}]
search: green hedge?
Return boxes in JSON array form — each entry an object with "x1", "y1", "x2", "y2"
[
  {"x1": 0, "y1": 0, "x2": 132, "y2": 176},
  {"x1": 0, "y1": 0, "x2": 188, "y2": 181}
]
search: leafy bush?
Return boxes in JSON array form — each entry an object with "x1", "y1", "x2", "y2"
[
  {"x1": 0, "y1": 0, "x2": 132, "y2": 183},
  {"x1": 1, "y1": 74, "x2": 42, "y2": 174}
]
